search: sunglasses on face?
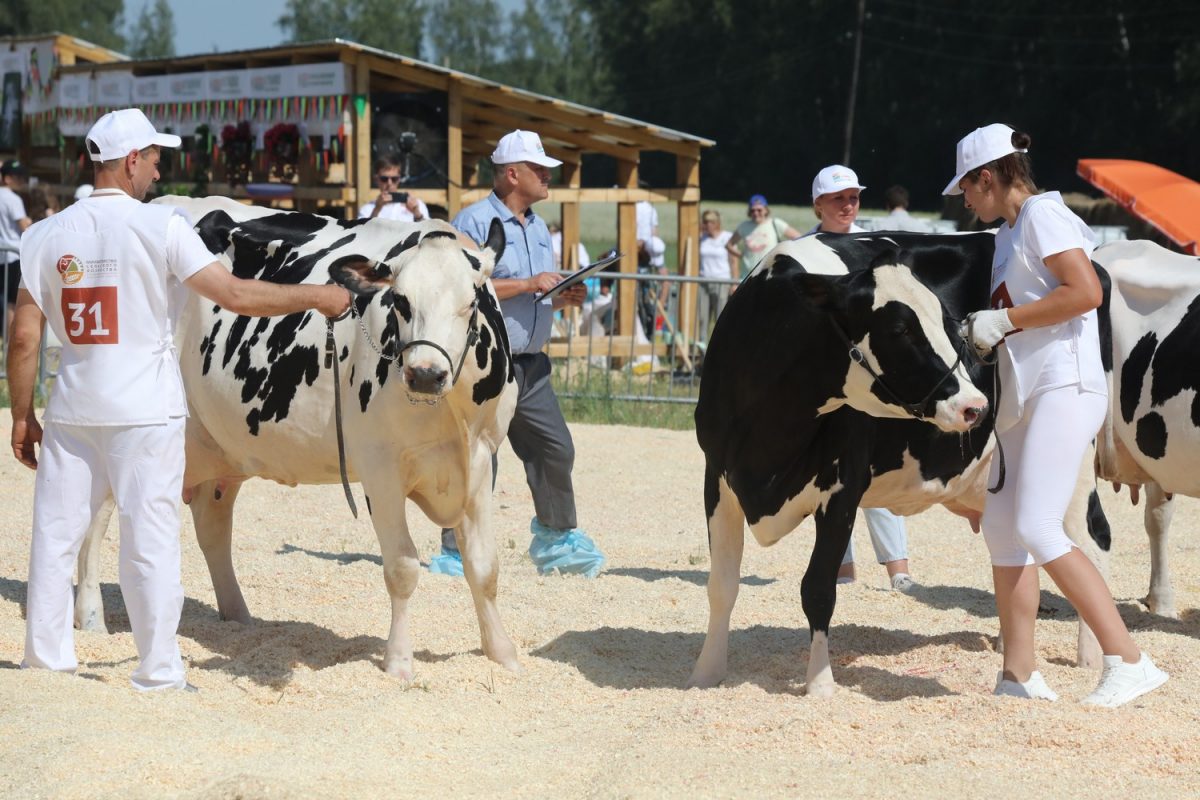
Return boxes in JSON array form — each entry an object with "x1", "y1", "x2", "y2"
[{"x1": 377, "y1": 174, "x2": 402, "y2": 184}]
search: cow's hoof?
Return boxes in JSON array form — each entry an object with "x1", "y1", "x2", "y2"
[
  {"x1": 487, "y1": 649, "x2": 523, "y2": 676},
  {"x1": 75, "y1": 610, "x2": 109, "y2": 635},
  {"x1": 1144, "y1": 594, "x2": 1178, "y2": 619},
  {"x1": 383, "y1": 658, "x2": 415, "y2": 681},
  {"x1": 685, "y1": 666, "x2": 725, "y2": 689},
  {"x1": 805, "y1": 678, "x2": 836, "y2": 699}
]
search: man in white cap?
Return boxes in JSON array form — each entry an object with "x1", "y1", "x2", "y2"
[
  {"x1": 804, "y1": 163, "x2": 915, "y2": 591},
  {"x1": 431, "y1": 129, "x2": 605, "y2": 578},
  {"x1": 7, "y1": 108, "x2": 350, "y2": 691}
]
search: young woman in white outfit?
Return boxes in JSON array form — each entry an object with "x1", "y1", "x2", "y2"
[
  {"x1": 806, "y1": 164, "x2": 914, "y2": 591},
  {"x1": 951, "y1": 124, "x2": 1168, "y2": 707}
]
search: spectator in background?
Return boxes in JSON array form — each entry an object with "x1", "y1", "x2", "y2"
[
  {"x1": 548, "y1": 220, "x2": 590, "y2": 270},
  {"x1": 20, "y1": 185, "x2": 58, "y2": 222},
  {"x1": 726, "y1": 194, "x2": 801, "y2": 280},
  {"x1": 881, "y1": 184, "x2": 932, "y2": 232},
  {"x1": 697, "y1": 209, "x2": 734, "y2": 344},
  {"x1": 1, "y1": 159, "x2": 32, "y2": 333},
  {"x1": 808, "y1": 164, "x2": 915, "y2": 591},
  {"x1": 358, "y1": 155, "x2": 429, "y2": 223}
]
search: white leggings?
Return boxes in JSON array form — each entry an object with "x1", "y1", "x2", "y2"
[{"x1": 981, "y1": 386, "x2": 1106, "y2": 567}]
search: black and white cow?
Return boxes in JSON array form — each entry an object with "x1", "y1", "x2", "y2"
[
  {"x1": 1093, "y1": 238, "x2": 1200, "y2": 620},
  {"x1": 74, "y1": 196, "x2": 520, "y2": 679},
  {"x1": 689, "y1": 232, "x2": 997, "y2": 696}
]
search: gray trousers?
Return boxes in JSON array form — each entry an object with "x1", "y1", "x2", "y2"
[
  {"x1": 842, "y1": 507, "x2": 908, "y2": 565},
  {"x1": 442, "y1": 352, "x2": 577, "y2": 550}
]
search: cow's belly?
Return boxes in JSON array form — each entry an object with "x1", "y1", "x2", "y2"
[
  {"x1": 1113, "y1": 391, "x2": 1200, "y2": 495},
  {"x1": 862, "y1": 446, "x2": 993, "y2": 515},
  {"x1": 746, "y1": 479, "x2": 839, "y2": 547}
]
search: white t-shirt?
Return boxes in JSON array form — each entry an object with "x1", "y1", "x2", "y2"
[
  {"x1": 636, "y1": 201, "x2": 658, "y2": 242},
  {"x1": 699, "y1": 229, "x2": 733, "y2": 280},
  {"x1": 550, "y1": 230, "x2": 590, "y2": 270},
  {"x1": 990, "y1": 191, "x2": 1104, "y2": 431},
  {"x1": 20, "y1": 192, "x2": 214, "y2": 425},
  {"x1": 803, "y1": 222, "x2": 866, "y2": 236},
  {"x1": 0, "y1": 186, "x2": 27, "y2": 264},
  {"x1": 881, "y1": 208, "x2": 931, "y2": 233},
  {"x1": 358, "y1": 197, "x2": 430, "y2": 223}
]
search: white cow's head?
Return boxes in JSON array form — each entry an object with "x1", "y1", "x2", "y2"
[{"x1": 331, "y1": 219, "x2": 506, "y2": 400}]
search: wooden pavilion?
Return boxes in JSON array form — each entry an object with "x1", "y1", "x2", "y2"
[{"x1": 45, "y1": 39, "x2": 716, "y2": 350}]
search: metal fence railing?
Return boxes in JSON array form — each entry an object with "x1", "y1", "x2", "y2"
[{"x1": 546, "y1": 271, "x2": 738, "y2": 406}]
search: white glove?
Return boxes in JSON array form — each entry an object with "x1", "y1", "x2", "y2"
[{"x1": 967, "y1": 308, "x2": 1015, "y2": 354}]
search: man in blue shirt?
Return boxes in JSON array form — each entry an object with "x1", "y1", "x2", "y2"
[{"x1": 431, "y1": 129, "x2": 605, "y2": 578}]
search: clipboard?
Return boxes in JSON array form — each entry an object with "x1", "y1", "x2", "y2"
[{"x1": 538, "y1": 251, "x2": 624, "y2": 301}]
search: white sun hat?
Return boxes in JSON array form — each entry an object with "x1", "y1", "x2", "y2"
[
  {"x1": 85, "y1": 108, "x2": 181, "y2": 162},
  {"x1": 491, "y1": 129, "x2": 562, "y2": 168},
  {"x1": 812, "y1": 165, "x2": 866, "y2": 200},
  {"x1": 943, "y1": 123, "x2": 1026, "y2": 195}
]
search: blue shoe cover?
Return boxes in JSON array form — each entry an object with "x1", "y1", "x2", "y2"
[
  {"x1": 528, "y1": 518, "x2": 605, "y2": 578},
  {"x1": 428, "y1": 546, "x2": 464, "y2": 577}
]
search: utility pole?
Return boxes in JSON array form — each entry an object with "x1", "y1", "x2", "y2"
[{"x1": 843, "y1": 0, "x2": 867, "y2": 165}]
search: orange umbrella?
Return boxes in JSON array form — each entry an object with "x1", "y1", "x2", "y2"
[{"x1": 1077, "y1": 159, "x2": 1200, "y2": 255}]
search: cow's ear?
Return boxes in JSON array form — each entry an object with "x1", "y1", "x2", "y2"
[
  {"x1": 484, "y1": 217, "x2": 506, "y2": 264},
  {"x1": 328, "y1": 254, "x2": 392, "y2": 297},
  {"x1": 792, "y1": 271, "x2": 845, "y2": 315}
]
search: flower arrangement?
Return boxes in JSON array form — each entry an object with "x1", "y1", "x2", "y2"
[
  {"x1": 264, "y1": 122, "x2": 301, "y2": 180},
  {"x1": 221, "y1": 120, "x2": 254, "y2": 186}
]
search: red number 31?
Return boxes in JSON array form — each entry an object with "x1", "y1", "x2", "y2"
[{"x1": 61, "y1": 286, "x2": 119, "y2": 344}]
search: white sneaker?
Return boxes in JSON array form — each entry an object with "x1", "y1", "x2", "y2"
[
  {"x1": 1082, "y1": 653, "x2": 1168, "y2": 708},
  {"x1": 891, "y1": 573, "x2": 916, "y2": 592},
  {"x1": 994, "y1": 670, "x2": 1059, "y2": 701}
]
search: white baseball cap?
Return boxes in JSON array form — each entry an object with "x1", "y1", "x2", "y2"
[
  {"x1": 942, "y1": 123, "x2": 1026, "y2": 196},
  {"x1": 491, "y1": 129, "x2": 562, "y2": 168},
  {"x1": 812, "y1": 165, "x2": 866, "y2": 200},
  {"x1": 85, "y1": 108, "x2": 181, "y2": 162}
]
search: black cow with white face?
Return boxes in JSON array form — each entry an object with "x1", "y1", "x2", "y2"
[{"x1": 689, "y1": 231, "x2": 1120, "y2": 692}]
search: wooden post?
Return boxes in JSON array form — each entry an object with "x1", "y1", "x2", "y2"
[
  {"x1": 561, "y1": 160, "x2": 582, "y2": 269},
  {"x1": 447, "y1": 82, "x2": 463, "y2": 218},
  {"x1": 615, "y1": 159, "x2": 639, "y2": 342},
  {"x1": 676, "y1": 153, "x2": 701, "y2": 366},
  {"x1": 352, "y1": 57, "x2": 373, "y2": 221}
]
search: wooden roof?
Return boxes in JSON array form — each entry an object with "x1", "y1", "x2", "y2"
[{"x1": 64, "y1": 38, "x2": 715, "y2": 163}]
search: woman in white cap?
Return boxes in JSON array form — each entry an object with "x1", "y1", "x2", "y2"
[
  {"x1": 953, "y1": 123, "x2": 1167, "y2": 706},
  {"x1": 807, "y1": 164, "x2": 868, "y2": 235},
  {"x1": 725, "y1": 194, "x2": 801, "y2": 281},
  {"x1": 806, "y1": 164, "x2": 915, "y2": 591}
]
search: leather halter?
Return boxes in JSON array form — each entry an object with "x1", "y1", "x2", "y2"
[{"x1": 826, "y1": 317, "x2": 965, "y2": 420}]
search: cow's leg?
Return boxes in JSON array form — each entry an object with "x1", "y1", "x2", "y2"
[
  {"x1": 1063, "y1": 446, "x2": 1106, "y2": 669},
  {"x1": 187, "y1": 479, "x2": 251, "y2": 623},
  {"x1": 803, "y1": 492, "x2": 858, "y2": 698},
  {"x1": 453, "y1": 455, "x2": 520, "y2": 674},
  {"x1": 1143, "y1": 482, "x2": 1177, "y2": 618},
  {"x1": 687, "y1": 471, "x2": 745, "y2": 689},
  {"x1": 361, "y1": 484, "x2": 422, "y2": 679},
  {"x1": 74, "y1": 495, "x2": 117, "y2": 633}
]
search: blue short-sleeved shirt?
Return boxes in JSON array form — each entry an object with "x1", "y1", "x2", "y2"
[{"x1": 452, "y1": 192, "x2": 555, "y2": 354}]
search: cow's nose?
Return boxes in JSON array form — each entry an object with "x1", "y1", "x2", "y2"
[
  {"x1": 405, "y1": 365, "x2": 448, "y2": 394},
  {"x1": 962, "y1": 403, "x2": 986, "y2": 429}
]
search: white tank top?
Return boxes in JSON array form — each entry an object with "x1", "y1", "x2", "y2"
[
  {"x1": 20, "y1": 193, "x2": 212, "y2": 425},
  {"x1": 989, "y1": 192, "x2": 1106, "y2": 432}
]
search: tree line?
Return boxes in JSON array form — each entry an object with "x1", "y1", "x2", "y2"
[{"x1": 5, "y1": 0, "x2": 1198, "y2": 209}]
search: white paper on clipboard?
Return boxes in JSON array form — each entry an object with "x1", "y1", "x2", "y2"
[{"x1": 538, "y1": 251, "x2": 624, "y2": 301}]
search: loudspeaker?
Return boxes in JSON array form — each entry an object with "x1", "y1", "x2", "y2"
[{"x1": 370, "y1": 92, "x2": 448, "y2": 189}]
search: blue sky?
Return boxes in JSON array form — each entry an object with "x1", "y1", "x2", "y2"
[{"x1": 124, "y1": 0, "x2": 523, "y2": 58}]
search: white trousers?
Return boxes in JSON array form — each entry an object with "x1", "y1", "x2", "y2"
[
  {"x1": 842, "y1": 508, "x2": 908, "y2": 565},
  {"x1": 24, "y1": 419, "x2": 187, "y2": 690},
  {"x1": 981, "y1": 386, "x2": 1106, "y2": 566}
]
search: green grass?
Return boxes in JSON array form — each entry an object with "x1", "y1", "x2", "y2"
[{"x1": 552, "y1": 363, "x2": 698, "y2": 430}]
